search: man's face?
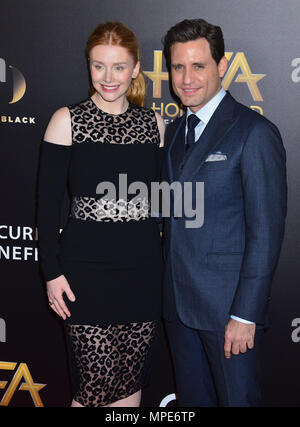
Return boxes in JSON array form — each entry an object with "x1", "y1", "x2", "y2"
[{"x1": 170, "y1": 38, "x2": 228, "y2": 112}]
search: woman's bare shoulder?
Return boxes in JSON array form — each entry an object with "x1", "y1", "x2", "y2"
[{"x1": 43, "y1": 107, "x2": 72, "y2": 146}]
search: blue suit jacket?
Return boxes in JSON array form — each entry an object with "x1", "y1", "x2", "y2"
[{"x1": 162, "y1": 92, "x2": 287, "y2": 331}]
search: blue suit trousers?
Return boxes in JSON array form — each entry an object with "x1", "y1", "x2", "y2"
[{"x1": 165, "y1": 317, "x2": 263, "y2": 407}]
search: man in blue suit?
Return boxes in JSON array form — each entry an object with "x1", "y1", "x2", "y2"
[{"x1": 161, "y1": 19, "x2": 287, "y2": 406}]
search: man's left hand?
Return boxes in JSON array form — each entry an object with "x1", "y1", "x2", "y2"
[{"x1": 224, "y1": 318, "x2": 256, "y2": 359}]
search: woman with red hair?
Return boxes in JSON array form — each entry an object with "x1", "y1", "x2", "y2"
[{"x1": 37, "y1": 22, "x2": 165, "y2": 407}]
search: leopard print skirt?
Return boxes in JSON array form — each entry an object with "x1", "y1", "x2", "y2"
[{"x1": 65, "y1": 321, "x2": 157, "y2": 407}]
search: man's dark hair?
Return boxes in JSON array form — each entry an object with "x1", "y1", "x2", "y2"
[{"x1": 163, "y1": 19, "x2": 225, "y2": 68}]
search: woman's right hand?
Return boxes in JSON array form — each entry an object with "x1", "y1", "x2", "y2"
[{"x1": 46, "y1": 275, "x2": 76, "y2": 320}]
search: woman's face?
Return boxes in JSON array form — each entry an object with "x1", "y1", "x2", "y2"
[{"x1": 89, "y1": 44, "x2": 140, "y2": 105}]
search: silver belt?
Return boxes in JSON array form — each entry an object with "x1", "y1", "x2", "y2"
[{"x1": 70, "y1": 196, "x2": 150, "y2": 222}]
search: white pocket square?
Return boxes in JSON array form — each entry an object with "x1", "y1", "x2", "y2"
[{"x1": 205, "y1": 152, "x2": 227, "y2": 162}]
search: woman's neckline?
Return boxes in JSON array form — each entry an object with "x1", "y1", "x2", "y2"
[{"x1": 89, "y1": 96, "x2": 131, "y2": 117}]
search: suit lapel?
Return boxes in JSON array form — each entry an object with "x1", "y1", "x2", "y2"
[
  {"x1": 178, "y1": 92, "x2": 238, "y2": 182},
  {"x1": 166, "y1": 114, "x2": 186, "y2": 182}
]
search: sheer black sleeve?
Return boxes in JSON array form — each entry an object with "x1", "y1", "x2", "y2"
[{"x1": 36, "y1": 141, "x2": 72, "y2": 282}]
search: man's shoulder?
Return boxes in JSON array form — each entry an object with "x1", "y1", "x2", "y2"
[
  {"x1": 233, "y1": 95, "x2": 272, "y2": 123},
  {"x1": 231, "y1": 96, "x2": 280, "y2": 135},
  {"x1": 228, "y1": 98, "x2": 282, "y2": 151}
]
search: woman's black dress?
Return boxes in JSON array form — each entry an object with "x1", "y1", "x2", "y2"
[{"x1": 37, "y1": 98, "x2": 163, "y2": 406}]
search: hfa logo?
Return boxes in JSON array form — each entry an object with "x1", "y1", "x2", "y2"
[
  {"x1": 0, "y1": 361, "x2": 46, "y2": 406},
  {"x1": 0, "y1": 58, "x2": 26, "y2": 104},
  {"x1": 145, "y1": 50, "x2": 265, "y2": 101}
]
